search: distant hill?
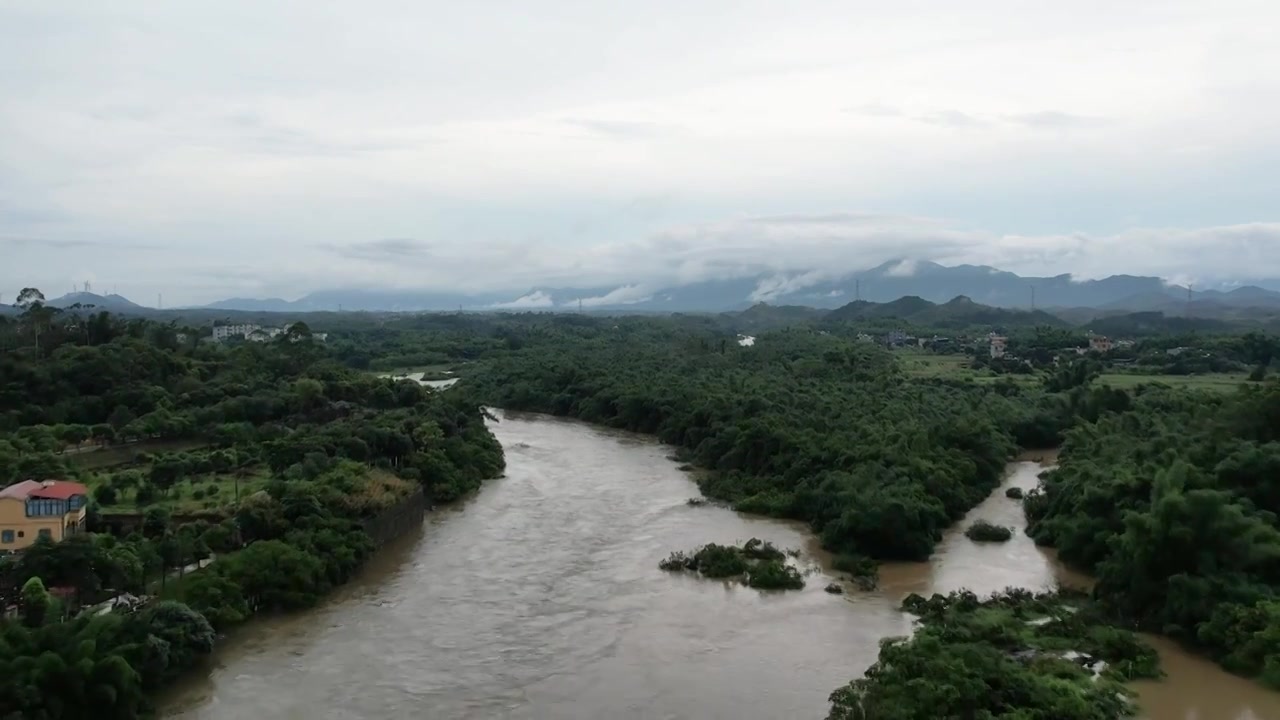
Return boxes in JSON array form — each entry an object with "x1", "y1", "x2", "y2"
[
  {"x1": 202, "y1": 297, "x2": 298, "y2": 312},
  {"x1": 722, "y1": 303, "x2": 829, "y2": 332},
  {"x1": 823, "y1": 294, "x2": 1068, "y2": 331},
  {"x1": 1081, "y1": 312, "x2": 1243, "y2": 337},
  {"x1": 46, "y1": 291, "x2": 145, "y2": 311}
]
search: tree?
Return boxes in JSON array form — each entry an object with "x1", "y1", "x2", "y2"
[
  {"x1": 90, "y1": 423, "x2": 116, "y2": 446},
  {"x1": 93, "y1": 483, "x2": 119, "y2": 506},
  {"x1": 284, "y1": 321, "x2": 313, "y2": 342},
  {"x1": 20, "y1": 576, "x2": 52, "y2": 627},
  {"x1": 142, "y1": 506, "x2": 171, "y2": 538},
  {"x1": 134, "y1": 601, "x2": 216, "y2": 686},
  {"x1": 223, "y1": 539, "x2": 325, "y2": 611},
  {"x1": 107, "y1": 405, "x2": 136, "y2": 432},
  {"x1": 15, "y1": 286, "x2": 45, "y2": 310},
  {"x1": 179, "y1": 569, "x2": 249, "y2": 630},
  {"x1": 150, "y1": 455, "x2": 186, "y2": 496},
  {"x1": 16, "y1": 287, "x2": 56, "y2": 352}
]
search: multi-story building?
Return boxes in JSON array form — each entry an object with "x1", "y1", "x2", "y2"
[
  {"x1": 0, "y1": 480, "x2": 89, "y2": 553},
  {"x1": 1089, "y1": 335, "x2": 1113, "y2": 353},
  {"x1": 211, "y1": 323, "x2": 261, "y2": 342}
]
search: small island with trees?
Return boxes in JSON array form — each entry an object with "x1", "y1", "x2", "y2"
[
  {"x1": 660, "y1": 538, "x2": 805, "y2": 590},
  {"x1": 964, "y1": 519, "x2": 1014, "y2": 542}
]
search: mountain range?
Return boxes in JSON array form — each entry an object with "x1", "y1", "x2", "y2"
[{"x1": 22, "y1": 261, "x2": 1280, "y2": 315}]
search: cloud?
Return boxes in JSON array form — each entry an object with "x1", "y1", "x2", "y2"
[
  {"x1": 322, "y1": 238, "x2": 431, "y2": 261},
  {"x1": 490, "y1": 291, "x2": 555, "y2": 309},
  {"x1": 572, "y1": 285, "x2": 652, "y2": 307},
  {"x1": 1006, "y1": 111, "x2": 1109, "y2": 129},
  {"x1": 884, "y1": 259, "x2": 919, "y2": 277},
  {"x1": 0, "y1": 235, "x2": 157, "y2": 249},
  {"x1": 561, "y1": 118, "x2": 678, "y2": 140},
  {"x1": 917, "y1": 110, "x2": 985, "y2": 128},
  {"x1": 849, "y1": 103, "x2": 902, "y2": 117}
]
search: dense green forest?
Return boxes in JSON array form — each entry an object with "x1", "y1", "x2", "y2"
[{"x1": 0, "y1": 293, "x2": 504, "y2": 719}]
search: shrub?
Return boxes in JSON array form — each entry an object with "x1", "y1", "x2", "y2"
[
  {"x1": 741, "y1": 537, "x2": 785, "y2": 561},
  {"x1": 965, "y1": 520, "x2": 1013, "y2": 542},
  {"x1": 692, "y1": 543, "x2": 750, "y2": 577},
  {"x1": 747, "y1": 560, "x2": 805, "y2": 590},
  {"x1": 659, "y1": 551, "x2": 693, "y2": 571}
]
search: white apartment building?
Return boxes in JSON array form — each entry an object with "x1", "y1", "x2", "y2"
[
  {"x1": 213, "y1": 323, "x2": 329, "y2": 343},
  {"x1": 212, "y1": 323, "x2": 261, "y2": 342}
]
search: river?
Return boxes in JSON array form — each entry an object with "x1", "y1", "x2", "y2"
[{"x1": 160, "y1": 411, "x2": 1280, "y2": 720}]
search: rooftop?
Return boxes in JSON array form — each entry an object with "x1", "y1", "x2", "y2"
[{"x1": 0, "y1": 480, "x2": 88, "y2": 501}]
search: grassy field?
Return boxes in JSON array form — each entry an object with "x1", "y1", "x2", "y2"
[
  {"x1": 899, "y1": 353, "x2": 971, "y2": 377},
  {"x1": 898, "y1": 351, "x2": 1258, "y2": 393},
  {"x1": 86, "y1": 468, "x2": 271, "y2": 513},
  {"x1": 897, "y1": 352, "x2": 1039, "y2": 386}
]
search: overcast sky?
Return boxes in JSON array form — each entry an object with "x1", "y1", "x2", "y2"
[{"x1": 2, "y1": 1, "x2": 1279, "y2": 304}]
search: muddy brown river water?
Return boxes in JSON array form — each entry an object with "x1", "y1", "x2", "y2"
[{"x1": 160, "y1": 410, "x2": 1280, "y2": 719}]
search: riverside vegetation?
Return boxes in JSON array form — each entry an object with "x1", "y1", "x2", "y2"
[
  {"x1": 0, "y1": 292, "x2": 504, "y2": 719},
  {"x1": 827, "y1": 590, "x2": 1161, "y2": 720},
  {"x1": 3, "y1": 296, "x2": 1279, "y2": 718}
]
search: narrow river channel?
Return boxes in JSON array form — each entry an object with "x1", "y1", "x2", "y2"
[{"x1": 160, "y1": 410, "x2": 1280, "y2": 720}]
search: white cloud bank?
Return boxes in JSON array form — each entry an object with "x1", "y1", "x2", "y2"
[
  {"x1": 490, "y1": 291, "x2": 554, "y2": 309},
  {"x1": 572, "y1": 285, "x2": 653, "y2": 308}
]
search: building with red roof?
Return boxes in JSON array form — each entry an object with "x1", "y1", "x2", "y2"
[{"x1": 0, "y1": 480, "x2": 89, "y2": 553}]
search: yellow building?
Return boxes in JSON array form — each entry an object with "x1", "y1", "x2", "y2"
[{"x1": 0, "y1": 480, "x2": 89, "y2": 553}]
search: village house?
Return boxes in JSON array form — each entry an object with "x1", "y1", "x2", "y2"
[
  {"x1": 988, "y1": 333, "x2": 1008, "y2": 359},
  {"x1": 0, "y1": 480, "x2": 89, "y2": 553}
]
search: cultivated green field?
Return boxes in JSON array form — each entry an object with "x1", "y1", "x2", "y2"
[
  {"x1": 897, "y1": 351, "x2": 1259, "y2": 393},
  {"x1": 1096, "y1": 372, "x2": 1256, "y2": 392}
]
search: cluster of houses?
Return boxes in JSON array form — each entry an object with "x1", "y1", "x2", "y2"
[
  {"x1": 211, "y1": 323, "x2": 328, "y2": 343},
  {"x1": 987, "y1": 332, "x2": 1133, "y2": 360},
  {"x1": 861, "y1": 330, "x2": 960, "y2": 353},
  {"x1": 862, "y1": 328, "x2": 1135, "y2": 360}
]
